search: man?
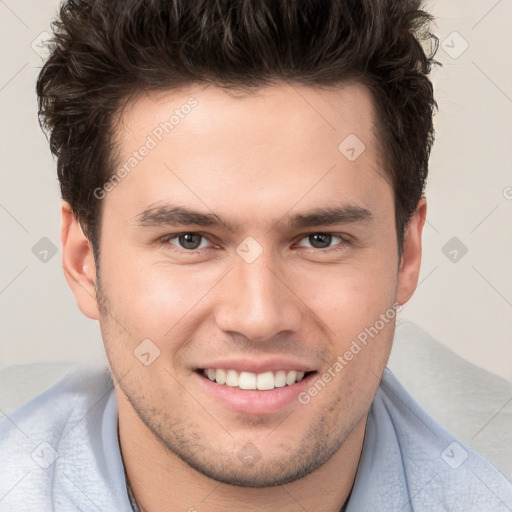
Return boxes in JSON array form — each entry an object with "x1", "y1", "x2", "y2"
[{"x1": 1, "y1": 0, "x2": 511, "y2": 510}]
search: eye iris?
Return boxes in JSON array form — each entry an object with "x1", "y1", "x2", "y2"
[
  {"x1": 309, "y1": 233, "x2": 332, "y2": 249},
  {"x1": 179, "y1": 233, "x2": 202, "y2": 249}
]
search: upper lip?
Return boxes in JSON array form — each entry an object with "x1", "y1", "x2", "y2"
[{"x1": 196, "y1": 358, "x2": 317, "y2": 374}]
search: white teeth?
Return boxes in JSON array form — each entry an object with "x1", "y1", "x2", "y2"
[
  {"x1": 216, "y1": 369, "x2": 226, "y2": 385},
  {"x1": 239, "y1": 371, "x2": 257, "y2": 390},
  {"x1": 285, "y1": 370, "x2": 297, "y2": 385},
  {"x1": 274, "y1": 370, "x2": 287, "y2": 388},
  {"x1": 203, "y1": 368, "x2": 308, "y2": 390},
  {"x1": 225, "y1": 369, "x2": 239, "y2": 387},
  {"x1": 256, "y1": 371, "x2": 274, "y2": 391}
]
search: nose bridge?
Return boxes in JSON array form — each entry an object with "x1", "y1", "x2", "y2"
[{"x1": 214, "y1": 245, "x2": 301, "y2": 341}]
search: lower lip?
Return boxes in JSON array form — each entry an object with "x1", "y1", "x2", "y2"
[{"x1": 194, "y1": 371, "x2": 316, "y2": 415}]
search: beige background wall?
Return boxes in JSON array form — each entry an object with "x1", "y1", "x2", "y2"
[{"x1": 1, "y1": 0, "x2": 511, "y2": 381}]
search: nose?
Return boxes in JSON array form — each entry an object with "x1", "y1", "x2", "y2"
[{"x1": 214, "y1": 249, "x2": 302, "y2": 342}]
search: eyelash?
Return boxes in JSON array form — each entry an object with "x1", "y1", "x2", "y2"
[{"x1": 157, "y1": 232, "x2": 352, "y2": 254}]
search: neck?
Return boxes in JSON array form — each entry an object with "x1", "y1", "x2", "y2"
[{"x1": 118, "y1": 399, "x2": 366, "y2": 512}]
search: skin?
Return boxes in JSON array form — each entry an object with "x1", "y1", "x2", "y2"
[{"x1": 61, "y1": 82, "x2": 426, "y2": 511}]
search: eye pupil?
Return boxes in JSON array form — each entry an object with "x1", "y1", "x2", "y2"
[
  {"x1": 179, "y1": 233, "x2": 202, "y2": 249},
  {"x1": 309, "y1": 233, "x2": 332, "y2": 249}
]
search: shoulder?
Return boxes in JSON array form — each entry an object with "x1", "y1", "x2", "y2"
[
  {"x1": 367, "y1": 369, "x2": 512, "y2": 511},
  {"x1": 389, "y1": 320, "x2": 512, "y2": 480},
  {"x1": 0, "y1": 363, "x2": 114, "y2": 441},
  {"x1": 0, "y1": 364, "x2": 127, "y2": 511}
]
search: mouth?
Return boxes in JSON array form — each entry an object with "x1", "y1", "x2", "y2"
[
  {"x1": 198, "y1": 368, "x2": 315, "y2": 391},
  {"x1": 193, "y1": 359, "x2": 319, "y2": 414}
]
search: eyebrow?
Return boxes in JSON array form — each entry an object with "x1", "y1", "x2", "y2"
[{"x1": 136, "y1": 203, "x2": 373, "y2": 232}]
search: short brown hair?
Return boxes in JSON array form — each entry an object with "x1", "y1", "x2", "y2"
[{"x1": 37, "y1": 0, "x2": 438, "y2": 261}]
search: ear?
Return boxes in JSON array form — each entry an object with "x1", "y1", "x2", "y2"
[
  {"x1": 61, "y1": 201, "x2": 100, "y2": 320},
  {"x1": 396, "y1": 198, "x2": 427, "y2": 306}
]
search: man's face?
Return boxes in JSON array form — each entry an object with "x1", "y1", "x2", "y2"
[{"x1": 83, "y1": 83, "x2": 416, "y2": 486}]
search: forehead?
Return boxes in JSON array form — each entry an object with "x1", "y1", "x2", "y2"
[
  {"x1": 117, "y1": 82, "x2": 380, "y2": 151},
  {"x1": 106, "y1": 82, "x2": 391, "y2": 229}
]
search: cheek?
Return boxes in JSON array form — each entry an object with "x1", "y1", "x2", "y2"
[
  {"x1": 301, "y1": 258, "x2": 398, "y2": 326},
  {"x1": 99, "y1": 257, "x2": 226, "y2": 340},
  {"x1": 297, "y1": 256, "x2": 398, "y2": 385}
]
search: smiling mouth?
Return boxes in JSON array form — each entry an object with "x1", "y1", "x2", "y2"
[{"x1": 198, "y1": 368, "x2": 316, "y2": 391}]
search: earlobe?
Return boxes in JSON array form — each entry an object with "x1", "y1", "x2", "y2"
[
  {"x1": 396, "y1": 198, "x2": 427, "y2": 306},
  {"x1": 60, "y1": 201, "x2": 100, "y2": 320}
]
